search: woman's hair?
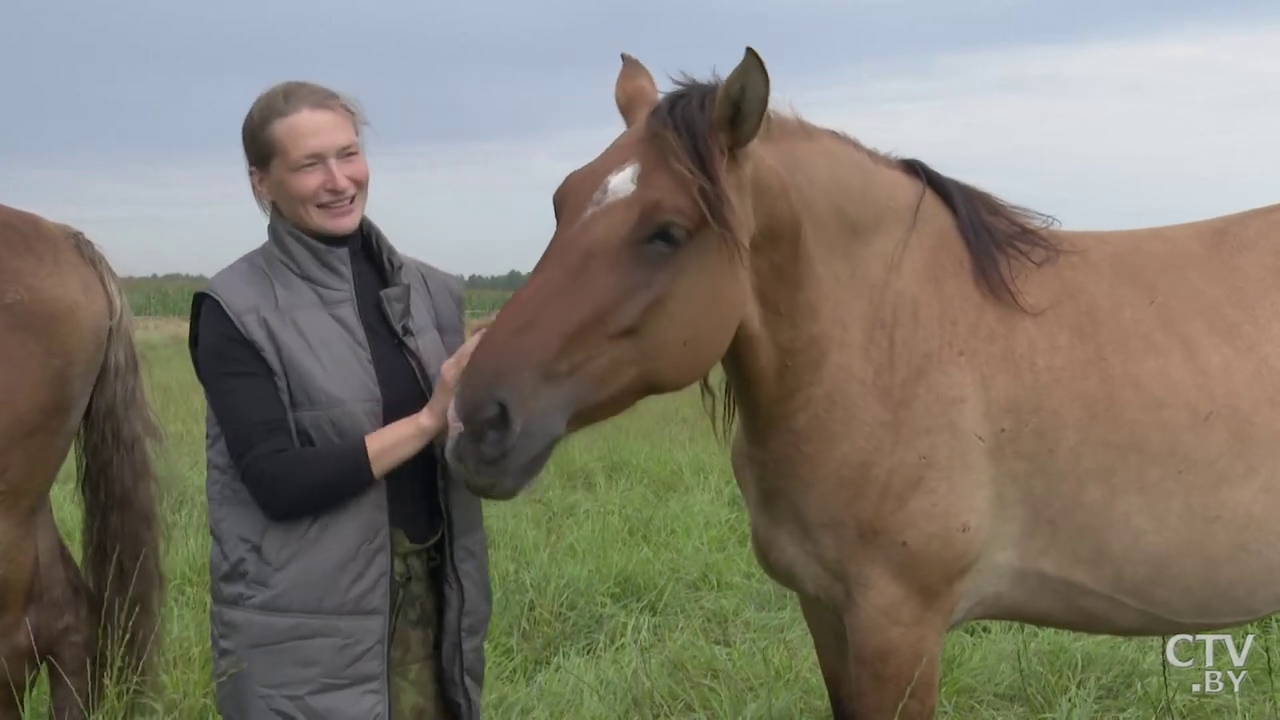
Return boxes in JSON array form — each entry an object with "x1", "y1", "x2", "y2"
[{"x1": 240, "y1": 80, "x2": 368, "y2": 213}]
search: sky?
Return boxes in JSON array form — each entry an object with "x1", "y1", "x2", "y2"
[{"x1": 1, "y1": 0, "x2": 1278, "y2": 278}]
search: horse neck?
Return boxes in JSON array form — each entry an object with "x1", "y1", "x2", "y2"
[{"x1": 719, "y1": 121, "x2": 989, "y2": 439}]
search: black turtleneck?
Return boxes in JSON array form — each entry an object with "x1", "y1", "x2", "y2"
[{"x1": 190, "y1": 228, "x2": 440, "y2": 544}]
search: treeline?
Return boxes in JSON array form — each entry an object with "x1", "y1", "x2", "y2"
[
  {"x1": 121, "y1": 270, "x2": 525, "y2": 318},
  {"x1": 463, "y1": 270, "x2": 529, "y2": 291}
]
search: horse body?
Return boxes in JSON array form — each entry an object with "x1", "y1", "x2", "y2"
[
  {"x1": 948, "y1": 203, "x2": 1280, "y2": 633},
  {"x1": 735, "y1": 136, "x2": 1280, "y2": 629},
  {"x1": 449, "y1": 47, "x2": 1280, "y2": 718},
  {"x1": 728, "y1": 140, "x2": 1280, "y2": 712},
  {"x1": 0, "y1": 203, "x2": 162, "y2": 719}
]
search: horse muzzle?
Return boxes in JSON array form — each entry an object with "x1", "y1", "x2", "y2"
[{"x1": 444, "y1": 390, "x2": 569, "y2": 500}]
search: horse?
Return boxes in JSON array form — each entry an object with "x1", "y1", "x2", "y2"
[
  {"x1": 445, "y1": 47, "x2": 1280, "y2": 718},
  {"x1": 0, "y1": 202, "x2": 164, "y2": 719}
]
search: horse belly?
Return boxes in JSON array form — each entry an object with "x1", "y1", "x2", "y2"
[{"x1": 986, "y1": 464, "x2": 1280, "y2": 634}]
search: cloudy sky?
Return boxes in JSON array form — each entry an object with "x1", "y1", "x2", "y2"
[{"x1": 2, "y1": 0, "x2": 1277, "y2": 278}]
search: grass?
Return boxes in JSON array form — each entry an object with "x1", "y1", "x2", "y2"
[
  {"x1": 21, "y1": 317, "x2": 1280, "y2": 718},
  {"x1": 120, "y1": 275, "x2": 512, "y2": 320}
]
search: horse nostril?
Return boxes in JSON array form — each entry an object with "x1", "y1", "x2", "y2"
[{"x1": 473, "y1": 397, "x2": 516, "y2": 460}]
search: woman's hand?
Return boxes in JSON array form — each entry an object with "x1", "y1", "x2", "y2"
[{"x1": 418, "y1": 328, "x2": 486, "y2": 437}]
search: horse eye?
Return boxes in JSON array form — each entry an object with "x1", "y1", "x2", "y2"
[{"x1": 645, "y1": 227, "x2": 683, "y2": 249}]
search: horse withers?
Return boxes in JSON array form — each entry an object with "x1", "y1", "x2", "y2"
[
  {"x1": 446, "y1": 48, "x2": 1280, "y2": 718},
  {"x1": 0, "y1": 203, "x2": 164, "y2": 719}
]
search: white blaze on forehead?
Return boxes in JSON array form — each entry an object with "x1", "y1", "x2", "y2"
[{"x1": 583, "y1": 160, "x2": 640, "y2": 219}]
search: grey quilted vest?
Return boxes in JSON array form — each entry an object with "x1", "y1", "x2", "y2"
[{"x1": 190, "y1": 212, "x2": 491, "y2": 719}]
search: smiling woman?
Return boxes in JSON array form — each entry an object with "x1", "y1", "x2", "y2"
[
  {"x1": 185, "y1": 80, "x2": 492, "y2": 720},
  {"x1": 241, "y1": 88, "x2": 370, "y2": 233}
]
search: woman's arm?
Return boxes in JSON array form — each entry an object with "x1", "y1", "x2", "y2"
[
  {"x1": 364, "y1": 406, "x2": 443, "y2": 478},
  {"x1": 190, "y1": 297, "x2": 439, "y2": 521}
]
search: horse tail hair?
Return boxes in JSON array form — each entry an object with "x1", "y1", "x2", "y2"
[{"x1": 63, "y1": 225, "x2": 165, "y2": 704}]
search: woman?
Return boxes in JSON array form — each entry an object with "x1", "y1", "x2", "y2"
[{"x1": 187, "y1": 80, "x2": 491, "y2": 720}]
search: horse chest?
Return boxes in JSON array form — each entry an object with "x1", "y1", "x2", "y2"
[{"x1": 730, "y1": 438, "x2": 835, "y2": 597}]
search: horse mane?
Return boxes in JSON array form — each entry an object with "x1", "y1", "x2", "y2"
[
  {"x1": 644, "y1": 74, "x2": 1063, "y2": 439},
  {"x1": 896, "y1": 158, "x2": 1062, "y2": 310}
]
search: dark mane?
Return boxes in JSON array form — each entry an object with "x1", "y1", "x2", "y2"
[
  {"x1": 644, "y1": 76, "x2": 1063, "y2": 311},
  {"x1": 645, "y1": 75, "x2": 743, "y2": 253},
  {"x1": 645, "y1": 74, "x2": 1063, "y2": 440},
  {"x1": 644, "y1": 75, "x2": 743, "y2": 440},
  {"x1": 896, "y1": 158, "x2": 1061, "y2": 311}
]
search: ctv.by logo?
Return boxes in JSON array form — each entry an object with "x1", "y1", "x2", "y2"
[{"x1": 1164, "y1": 633, "x2": 1256, "y2": 694}]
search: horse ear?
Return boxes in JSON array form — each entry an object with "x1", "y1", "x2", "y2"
[
  {"x1": 615, "y1": 53, "x2": 659, "y2": 129},
  {"x1": 713, "y1": 47, "x2": 770, "y2": 153}
]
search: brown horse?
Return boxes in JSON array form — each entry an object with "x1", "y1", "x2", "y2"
[
  {"x1": 0, "y1": 203, "x2": 163, "y2": 719},
  {"x1": 447, "y1": 47, "x2": 1280, "y2": 718}
]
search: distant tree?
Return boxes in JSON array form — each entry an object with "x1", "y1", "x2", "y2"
[{"x1": 463, "y1": 270, "x2": 530, "y2": 291}]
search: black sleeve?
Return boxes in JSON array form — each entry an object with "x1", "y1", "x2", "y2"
[{"x1": 189, "y1": 295, "x2": 377, "y2": 521}]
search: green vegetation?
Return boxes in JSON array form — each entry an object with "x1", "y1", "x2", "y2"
[
  {"x1": 465, "y1": 288, "x2": 513, "y2": 317},
  {"x1": 121, "y1": 271, "x2": 523, "y2": 320},
  {"x1": 121, "y1": 274, "x2": 207, "y2": 317},
  {"x1": 463, "y1": 269, "x2": 529, "y2": 291},
  {"x1": 20, "y1": 323, "x2": 1280, "y2": 718}
]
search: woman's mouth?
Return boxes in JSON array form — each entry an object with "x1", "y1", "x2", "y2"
[{"x1": 317, "y1": 196, "x2": 356, "y2": 211}]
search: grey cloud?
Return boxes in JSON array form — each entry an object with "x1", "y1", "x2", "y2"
[{"x1": 3, "y1": 0, "x2": 1274, "y2": 164}]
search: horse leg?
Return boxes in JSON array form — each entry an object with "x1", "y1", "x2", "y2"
[
  {"x1": 0, "y1": 619, "x2": 38, "y2": 720},
  {"x1": 0, "y1": 531, "x2": 40, "y2": 720},
  {"x1": 798, "y1": 593, "x2": 856, "y2": 719},
  {"x1": 841, "y1": 579, "x2": 950, "y2": 720},
  {"x1": 34, "y1": 505, "x2": 96, "y2": 720},
  {"x1": 0, "y1": 649, "x2": 37, "y2": 720}
]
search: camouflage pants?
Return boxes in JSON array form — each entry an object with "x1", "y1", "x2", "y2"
[{"x1": 389, "y1": 527, "x2": 452, "y2": 720}]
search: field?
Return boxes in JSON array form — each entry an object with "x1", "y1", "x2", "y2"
[
  {"x1": 120, "y1": 275, "x2": 514, "y2": 322},
  {"x1": 21, "y1": 289, "x2": 1280, "y2": 718}
]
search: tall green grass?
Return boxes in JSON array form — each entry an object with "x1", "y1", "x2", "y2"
[
  {"x1": 122, "y1": 276, "x2": 512, "y2": 320},
  {"x1": 122, "y1": 276, "x2": 205, "y2": 317}
]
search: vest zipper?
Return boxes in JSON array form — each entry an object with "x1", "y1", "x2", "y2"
[{"x1": 396, "y1": 335, "x2": 472, "y2": 720}]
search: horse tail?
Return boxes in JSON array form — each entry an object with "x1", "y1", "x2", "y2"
[{"x1": 63, "y1": 225, "x2": 165, "y2": 699}]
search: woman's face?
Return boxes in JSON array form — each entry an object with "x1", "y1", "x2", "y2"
[{"x1": 251, "y1": 107, "x2": 370, "y2": 237}]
